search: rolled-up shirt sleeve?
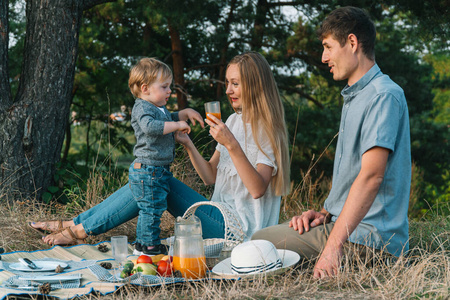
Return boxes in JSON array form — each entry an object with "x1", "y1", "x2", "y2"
[{"x1": 360, "y1": 93, "x2": 402, "y2": 155}]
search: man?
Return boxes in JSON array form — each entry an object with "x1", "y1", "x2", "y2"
[{"x1": 252, "y1": 6, "x2": 411, "y2": 279}]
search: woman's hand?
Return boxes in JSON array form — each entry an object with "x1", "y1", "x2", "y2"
[
  {"x1": 175, "y1": 130, "x2": 219, "y2": 185},
  {"x1": 175, "y1": 131, "x2": 192, "y2": 146},
  {"x1": 205, "y1": 114, "x2": 238, "y2": 150}
]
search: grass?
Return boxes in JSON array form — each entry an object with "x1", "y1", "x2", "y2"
[
  {"x1": 1, "y1": 143, "x2": 449, "y2": 299},
  {"x1": 1, "y1": 167, "x2": 449, "y2": 300}
]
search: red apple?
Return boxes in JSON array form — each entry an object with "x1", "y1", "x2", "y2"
[{"x1": 157, "y1": 260, "x2": 173, "y2": 277}]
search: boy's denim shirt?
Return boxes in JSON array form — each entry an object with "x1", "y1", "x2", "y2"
[{"x1": 131, "y1": 99, "x2": 179, "y2": 166}]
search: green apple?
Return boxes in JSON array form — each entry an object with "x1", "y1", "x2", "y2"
[{"x1": 131, "y1": 263, "x2": 157, "y2": 275}]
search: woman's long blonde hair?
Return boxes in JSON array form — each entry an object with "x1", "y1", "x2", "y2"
[{"x1": 227, "y1": 52, "x2": 290, "y2": 196}]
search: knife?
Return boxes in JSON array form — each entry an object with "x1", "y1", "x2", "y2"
[{"x1": 18, "y1": 258, "x2": 42, "y2": 270}]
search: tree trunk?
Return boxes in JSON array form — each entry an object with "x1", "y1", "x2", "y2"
[
  {"x1": 61, "y1": 119, "x2": 72, "y2": 164},
  {"x1": 0, "y1": 0, "x2": 12, "y2": 110},
  {"x1": 0, "y1": 0, "x2": 111, "y2": 202},
  {"x1": 85, "y1": 114, "x2": 92, "y2": 166},
  {"x1": 168, "y1": 19, "x2": 187, "y2": 109},
  {"x1": 215, "y1": 0, "x2": 237, "y2": 100},
  {"x1": 251, "y1": 0, "x2": 268, "y2": 51}
]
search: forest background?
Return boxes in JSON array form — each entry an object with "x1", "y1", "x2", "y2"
[{"x1": 2, "y1": 0, "x2": 449, "y2": 220}]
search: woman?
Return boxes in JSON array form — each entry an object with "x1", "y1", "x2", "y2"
[{"x1": 30, "y1": 52, "x2": 290, "y2": 246}]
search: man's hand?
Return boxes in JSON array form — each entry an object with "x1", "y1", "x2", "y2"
[
  {"x1": 289, "y1": 210, "x2": 328, "y2": 234},
  {"x1": 313, "y1": 245, "x2": 343, "y2": 279}
]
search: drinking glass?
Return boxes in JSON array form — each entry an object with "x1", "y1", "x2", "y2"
[
  {"x1": 111, "y1": 235, "x2": 128, "y2": 272},
  {"x1": 204, "y1": 101, "x2": 221, "y2": 122}
]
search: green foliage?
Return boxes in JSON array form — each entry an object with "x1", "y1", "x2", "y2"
[
  {"x1": 284, "y1": 97, "x2": 340, "y2": 181},
  {"x1": 6, "y1": 0, "x2": 448, "y2": 215},
  {"x1": 74, "y1": 2, "x2": 448, "y2": 217},
  {"x1": 385, "y1": 0, "x2": 450, "y2": 51},
  {"x1": 41, "y1": 162, "x2": 83, "y2": 204},
  {"x1": 409, "y1": 209, "x2": 450, "y2": 253},
  {"x1": 7, "y1": 1, "x2": 26, "y2": 97},
  {"x1": 406, "y1": 51, "x2": 450, "y2": 216},
  {"x1": 410, "y1": 114, "x2": 449, "y2": 184},
  {"x1": 375, "y1": 16, "x2": 434, "y2": 116},
  {"x1": 424, "y1": 170, "x2": 450, "y2": 216},
  {"x1": 425, "y1": 53, "x2": 450, "y2": 125}
]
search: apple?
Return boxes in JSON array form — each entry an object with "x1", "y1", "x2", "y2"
[
  {"x1": 136, "y1": 255, "x2": 153, "y2": 265},
  {"x1": 131, "y1": 263, "x2": 157, "y2": 275},
  {"x1": 150, "y1": 254, "x2": 165, "y2": 264},
  {"x1": 160, "y1": 255, "x2": 173, "y2": 263},
  {"x1": 157, "y1": 260, "x2": 173, "y2": 277}
]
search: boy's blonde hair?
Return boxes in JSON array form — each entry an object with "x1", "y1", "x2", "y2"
[
  {"x1": 128, "y1": 57, "x2": 173, "y2": 98},
  {"x1": 227, "y1": 52, "x2": 291, "y2": 196}
]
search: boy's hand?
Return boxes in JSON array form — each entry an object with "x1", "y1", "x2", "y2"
[
  {"x1": 178, "y1": 121, "x2": 191, "y2": 134},
  {"x1": 179, "y1": 108, "x2": 205, "y2": 128}
]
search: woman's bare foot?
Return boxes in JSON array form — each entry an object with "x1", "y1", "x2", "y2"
[
  {"x1": 29, "y1": 220, "x2": 75, "y2": 233},
  {"x1": 42, "y1": 224, "x2": 88, "y2": 246}
]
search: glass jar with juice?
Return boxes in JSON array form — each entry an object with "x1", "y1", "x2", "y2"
[{"x1": 172, "y1": 216, "x2": 206, "y2": 279}]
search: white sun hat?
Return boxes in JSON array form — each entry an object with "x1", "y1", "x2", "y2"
[{"x1": 212, "y1": 240, "x2": 300, "y2": 277}]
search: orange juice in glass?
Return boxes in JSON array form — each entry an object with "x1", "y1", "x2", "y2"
[
  {"x1": 204, "y1": 101, "x2": 221, "y2": 122},
  {"x1": 173, "y1": 256, "x2": 207, "y2": 279},
  {"x1": 172, "y1": 216, "x2": 206, "y2": 279}
]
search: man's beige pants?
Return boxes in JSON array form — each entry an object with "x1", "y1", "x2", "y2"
[{"x1": 251, "y1": 221, "x2": 380, "y2": 263}]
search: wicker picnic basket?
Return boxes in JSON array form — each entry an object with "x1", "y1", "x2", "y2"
[{"x1": 182, "y1": 201, "x2": 245, "y2": 267}]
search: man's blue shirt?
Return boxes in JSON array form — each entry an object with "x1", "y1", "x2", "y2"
[{"x1": 324, "y1": 64, "x2": 411, "y2": 256}]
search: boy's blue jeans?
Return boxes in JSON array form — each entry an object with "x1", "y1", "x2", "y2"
[
  {"x1": 73, "y1": 176, "x2": 225, "y2": 241},
  {"x1": 128, "y1": 164, "x2": 171, "y2": 247}
]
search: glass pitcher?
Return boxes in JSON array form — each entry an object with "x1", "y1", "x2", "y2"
[{"x1": 172, "y1": 215, "x2": 206, "y2": 279}]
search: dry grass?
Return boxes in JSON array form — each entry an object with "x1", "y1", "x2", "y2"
[{"x1": 1, "y1": 157, "x2": 449, "y2": 299}]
